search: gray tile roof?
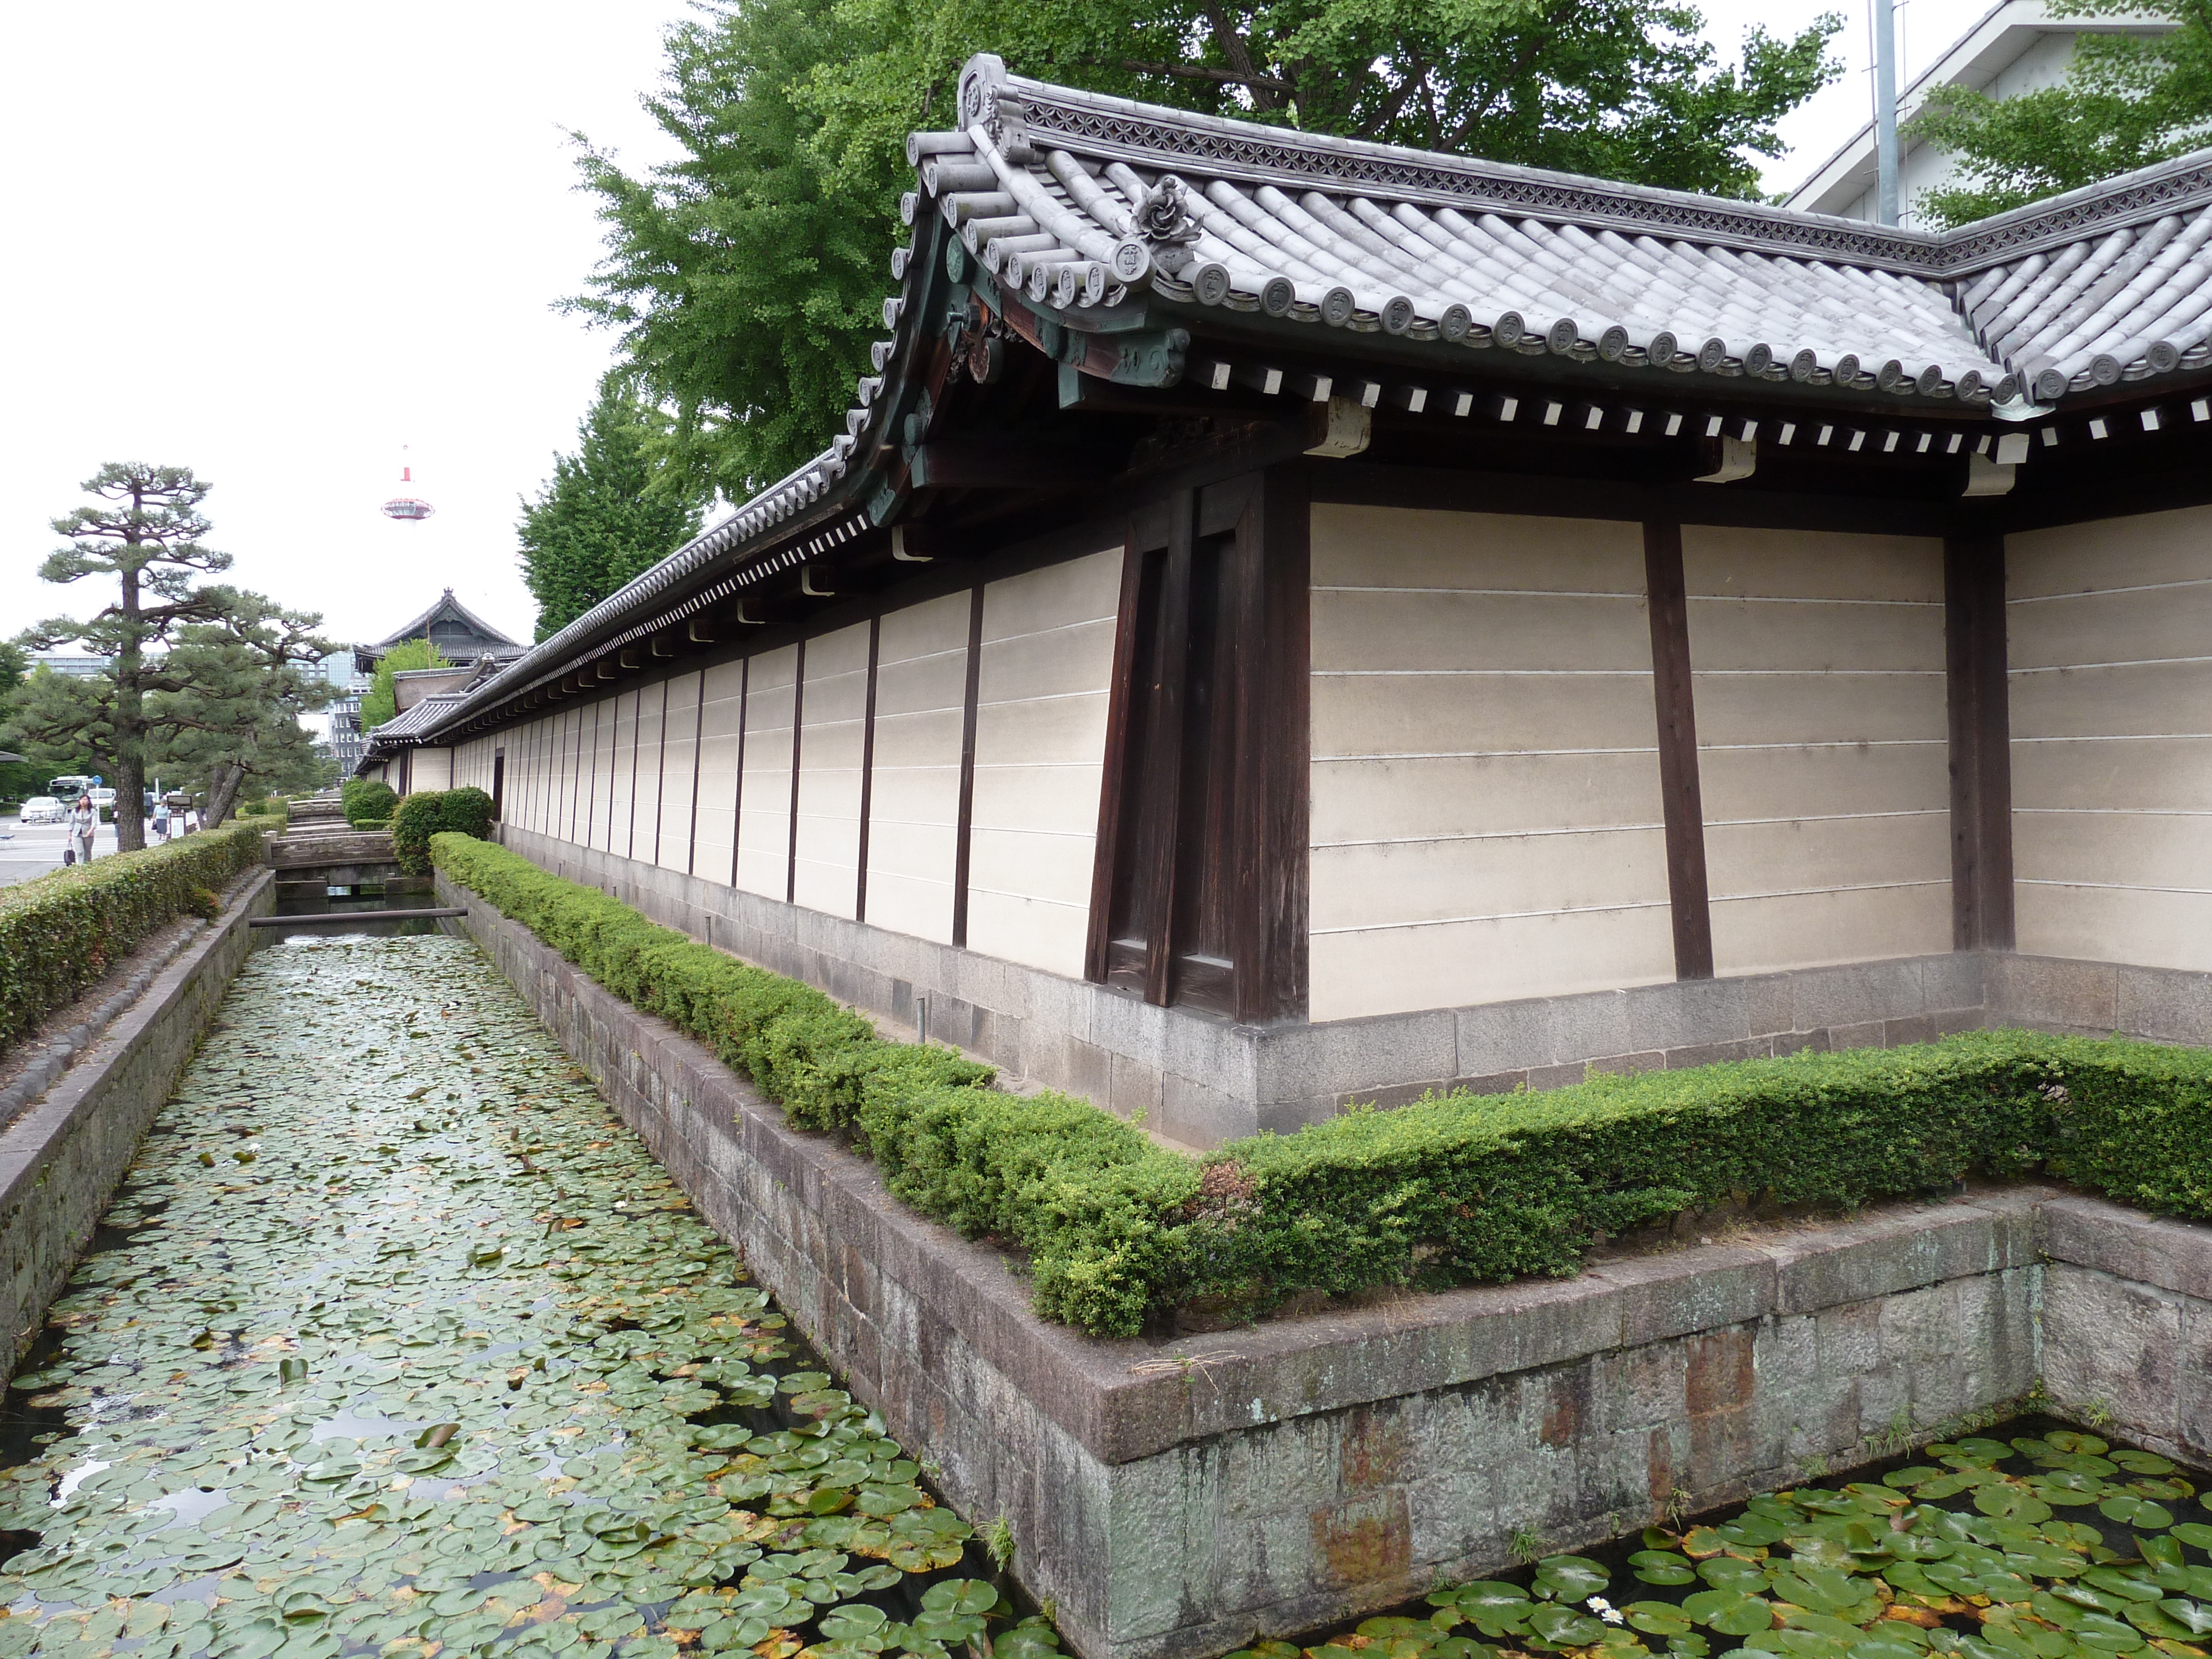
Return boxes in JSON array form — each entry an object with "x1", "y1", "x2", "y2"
[{"x1": 408, "y1": 57, "x2": 2212, "y2": 747}]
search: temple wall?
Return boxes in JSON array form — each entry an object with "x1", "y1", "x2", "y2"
[
  {"x1": 736, "y1": 646, "x2": 801, "y2": 899},
  {"x1": 866, "y1": 591, "x2": 973, "y2": 947},
  {"x1": 793, "y1": 622, "x2": 874, "y2": 921},
  {"x1": 2009, "y1": 504, "x2": 2212, "y2": 972},
  {"x1": 658, "y1": 672, "x2": 702, "y2": 873},
  {"x1": 964, "y1": 549, "x2": 1122, "y2": 978},
  {"x1": 1682, "y1": 527, "x2": 1952, "y2": 977},
  {"x1": 1306, "y1": 505, "x2": 1676, "y2": 1022}
]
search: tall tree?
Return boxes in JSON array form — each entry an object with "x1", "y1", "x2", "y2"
[
  {"x1": 148, "y1": 595, "x2": 333, "y2": 826},
  {"x1": 518, "y1": 387, "x2": 712, "y2": 641},
  {"x1": 359, "y1": 639, "x2": 451, "y2": 732},
  {"x1": 569, "y1": 0, "x2": 903, "y2": 502},
  {"x1": 1907, "y1": 0, "x2": 2212, "y2": 227},
  {"x1": 576, "y1": 0, "x2": 1838, "y2": 496},
  {"x1": 17, "y1": 465, "x2": 235, "y2": 852}
]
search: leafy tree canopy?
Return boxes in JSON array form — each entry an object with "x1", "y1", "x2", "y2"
[
  {"x1": 359, "y1": 639, "x2": 451, "y2": 732},
  {"x1": 1908, "y1": 0, "x2": 2212, "y2": 228},
  {"x1": 518, "y1": 385, "x2": 712, "y2": 642},
  {"x1": 575, "y1": 0, "x2": 1840, "y2": 495}
]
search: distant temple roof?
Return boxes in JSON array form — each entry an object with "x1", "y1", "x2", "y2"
[{"x1": 374, "y1": 588, "x2": 524, "y2": 658}]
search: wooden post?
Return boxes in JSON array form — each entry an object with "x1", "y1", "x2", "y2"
[
  {"x1": 1140, "y1": 492, "x2": 1199, "y2": 1008},
  {"x1": 951, "y1": 585, "x2": 984, "y2": 948},
  {"x1": 1945, "y1": 531, "x2": 2016, "y2": 949},
  {"x1": 1642, "y1": 520, "x2": 1715, "y2": 980},
  {"x1": 1226, "y1": 466, "x2": 1310, "y2": 1023}
]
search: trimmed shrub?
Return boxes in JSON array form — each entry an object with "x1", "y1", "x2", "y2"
[
  {"x1": 392, "y1": 789, "x2": 494, "y2": 875},
  {"x1": 431, "y1": 834, "x2": 2212, "y2": 1338},
  {"x1": 0, "y1": 815, "x2": 278, "y2": 1062},
  {"x1": 341, "y1": 779, "x2": 397, "y2": 829}
]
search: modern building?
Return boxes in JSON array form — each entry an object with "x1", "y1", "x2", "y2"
[
  {"x1": 30, "y1": 654, "x2": 115, "y2": 679},
  {"x1": 1786, "y1": 0, "x2": 2176, "y2": 226},
  {"x1": 360, "y1": 57, "x2": 2212, "y2": 1158}
]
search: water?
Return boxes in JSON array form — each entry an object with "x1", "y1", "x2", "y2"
[
  {"x1": 0, "y1": 933, "x2": 1052, "y2": 1659},
  {"x1": 1252, "y1": 1419, "x2": 2211, "y2": 1659}
]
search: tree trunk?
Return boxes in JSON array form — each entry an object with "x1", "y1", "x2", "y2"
[
  {"x1": 113, "y1": 560, "x2": 147, "y2": 853},
  {"x1": 205, "y1": 761, "x2": 246, "y2": 829}
]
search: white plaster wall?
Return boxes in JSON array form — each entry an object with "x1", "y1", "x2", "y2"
[
  {"x1": 865, "y1": 592, "x2": 972, "y2": 945},
  {"x1": 556, "y1": 709, "x2": 582, "y2": 843},
  {"x1": 413, "y1": 747, "x2": 454, "y2": 792},
  {"x1": 736, "y1": 647, "x2": 800, "y2": 899},
  {"x1": 2010, "y1": 504, "x2": 2212, "y2": 971},
  {"x1": 658, "y1": 672, "x2": 702, "y2": 874},
  {"x1": 694, "y1": 661, "x2": 745, "y2": 885},
  {"x1": 1307, "y1": 505, "x2": 1675, "y2": 1021},
  {"x1": 630, "y1": 682, "x2": 666, "y2": 864},
  {"x1": 966, "y1": 550, "x2": 1122, "y2": 977},
  {"x1": 588, "y1": 700, "x2": 616, "y2": 853},
  {"x1": 1684, "y1": 526, "x2": 1951, "y2": 976},
  {"x1": 606, "y1": 691, "x2": 637, "y2": 859},
  {"x1": 792, "y1": 624, "x2": 873, "y2": 920}
]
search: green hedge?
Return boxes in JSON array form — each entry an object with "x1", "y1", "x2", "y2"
[
  {"x1": 431, "y1": 835, "x2": 2212, "y2": 1338},
  {"x1": 341, "y1": 779, "x2": 397, "y2": 829},
  {"x1": 392, "y1": 787, "x2": 494, "y2": 875},
  {"x1": 0, "y1": 816, "x2": 279, "y2": 1062}
]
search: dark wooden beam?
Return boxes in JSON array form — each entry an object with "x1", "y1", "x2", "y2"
[
  {"x1": 1945, "y1": 531, "x2": 2016, "y2": 950},
  {"x1": 1642, "y1": 519, "x2": 1715, "y2": 980},
  {"x1": 911, "y1": 436, "x2": 1118, "y2": 491},
  {"x1": 1141, "y1": 492, "x2": 1199, "y2": 1008},
  {"x1": 1087, "y1": 530, "x2": 1151, "y2": 983},
  {"x1": 1227, "y1": 466, "x2": 1311, "y2": 1022},
  {"x1": 951, "y1": 584, "x2": 985, "y2": 949}
]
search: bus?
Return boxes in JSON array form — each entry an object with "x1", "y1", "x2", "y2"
[{"x1": 48, "y1": 775, "x2": 97, "y2": 802}]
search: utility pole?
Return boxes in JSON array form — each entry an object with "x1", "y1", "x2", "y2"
[{"x1": 1874, "y1": 0, "x2": 1901, "y2": 225}]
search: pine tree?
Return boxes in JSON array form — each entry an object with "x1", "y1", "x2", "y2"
[
  {"x1": 149, "y1": 594, "x2": 333, "y2": 826},
  {"x1": 17, "y1": 465, "x2": 236, "y2": 852},
  {"x1": 517, "y1": 388, "x2": 711, "y2": 640}
]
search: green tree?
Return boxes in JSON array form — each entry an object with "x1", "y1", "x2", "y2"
[
  {"x1": 518, "y1": 387, "x2": 712, "y2": 641},
  {"x1": 359, "y1": 639, "x2": 451, "y2": 732},
  {"x1": 147, "y1": 594, "x2": 334, "y2": 826},
  {"x1": 569, "y1": 0, "x2": 904, "y2": 502},
  {"x1": 1908, "y1": 0, "x2": 2212, "y2": 227},
  {"x1": 577, "y1": 0, "x2": 1838, "y2": 497},
  {"x1": 17, "y1": 465, "x2": 239, "y2": 851}
]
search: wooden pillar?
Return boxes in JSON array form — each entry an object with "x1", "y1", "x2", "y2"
[
  {"x1": 951, "y1": 585, "x2": 984, "y2": 948},
  {"x1": 1227, "y1": 466, "x2": 1311, "y2": 1024},
  {"x1": 1642, "y1": 520, "x2": 1715, "y2": 980},
  {"x1": 1945, "y1": 531, "x2": 2016, "y2": 949}
]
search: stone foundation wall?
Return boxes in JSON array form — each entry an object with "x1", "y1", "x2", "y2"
[
  {"x1": 0, "y1": 869, "x2": 275, "y2": 1366},
  {"x1": 439, "y1": 864, "x2": 2212, "y2": 1659}
]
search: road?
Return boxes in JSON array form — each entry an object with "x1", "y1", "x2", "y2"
[{"x1": 0, "y1": 818, "x2": 185, "y2": 888}]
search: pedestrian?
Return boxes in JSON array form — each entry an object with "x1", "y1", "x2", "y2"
[
  {"x1": 67, "y1": 794, "x2": 96, "y2": 867},
  {"x1": 152, "y1": 798, "x2": 171, "y2": 842}
]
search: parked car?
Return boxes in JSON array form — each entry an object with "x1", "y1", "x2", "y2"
[
  {"x1": 18, "y1": 796, "x2": 65, "y2": 824},
  {"x1": 88, "y1": 787, "x2": 116, "y2": 808}
]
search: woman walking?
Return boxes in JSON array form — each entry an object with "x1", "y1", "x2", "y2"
[{"x1": 66, "y1": 794, "x2": 96, "y2": 866}]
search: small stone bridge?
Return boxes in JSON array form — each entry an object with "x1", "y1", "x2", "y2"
[{"x1": 265, "y1": 794, "x2": 400, "y2": 889}]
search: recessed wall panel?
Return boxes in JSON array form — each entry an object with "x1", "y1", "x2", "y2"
[
  {"x1": 735, "y1": 647, "x2": 799, "y2": 898},
  {"x1": 1308, "y1": 505, "x2": 1674, "y2": 1021},
  {"x1": 2010, "y1": 505, "x2": 2212, "y2": 971},
  {"x1": 793, "y1": 623, "x2": 873, "y2": 920},
  {"x1": 865, "y1": 592, "x2": 972, "y2": 945},
  {"x1": 1683, "y1": 525, "x2": 1950, "y2": 976},
  {"x1": 966, "y1": 549, "x2": 1121, "y2": 977}
]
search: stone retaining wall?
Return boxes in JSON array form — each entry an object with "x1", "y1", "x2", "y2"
[
  {"x1": 438, "y1": 865, "x2": 2212, "y2": 1659},
  {"x1": 0, "y1": 869, "x2": 275, "y2": 1366}
]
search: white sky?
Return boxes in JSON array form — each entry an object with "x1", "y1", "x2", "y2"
[{"x1": 3, "y1": 0, "x2": 1992, "y2": 654}]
